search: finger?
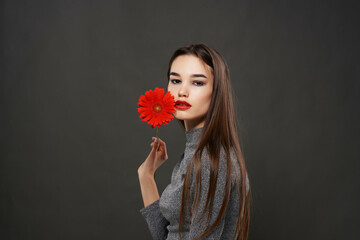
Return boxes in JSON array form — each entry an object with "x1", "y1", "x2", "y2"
[
  {"x1": 151, "y1": 137, "x2": 158, "y2": 147},
  {"x1": 151, "y1": 137, "x2": 162, "y2": 150},
  {"x1": 151, "y1": 140, "x2": 159, "y2": 145},
  {"x1": 155, "y1": 140, "x2": 161, "y2": 150},
  {"x1": 151, "y1": 142, "x2": 159, "y2": 149},
  {"x1": 157, "y1": 139, "x2": 166, "y2": 149},
  {"x1": 155, "y1": 142, "x2": 164, "y2": 152},
  {"x1": 158, "y1": 138, "x2": 166, "y2": 145},
  {"x1": 150, "y1": 138, "x2": 159, "y2": 149},
  {"x1": 152, "y1": 137, "x2": 161, "y2": 144},
  {"x1": 162, "y1": 142, "x2": 168, "y2": 157}
]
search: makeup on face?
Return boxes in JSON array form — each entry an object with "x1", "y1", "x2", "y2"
[
  {"x1": 175, "y1": 100, "x2": 191, "y2": 110},
  {"x1": 167, "y1": 55, "x2": 213, "y2": 129}
]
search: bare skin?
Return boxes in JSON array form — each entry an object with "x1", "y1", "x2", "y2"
[{"x1": 137, "y1": 137, "x2": 168, "y2": 207}]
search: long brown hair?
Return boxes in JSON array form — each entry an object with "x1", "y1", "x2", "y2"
[{"x1": 167, "y1": 44, "x2": 251, "y2": 240}]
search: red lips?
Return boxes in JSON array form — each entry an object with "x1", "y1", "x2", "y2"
[
  {"x1": 175, "y1": 100, "x2": 191, "y2": 106},
  {"x1": 175, "y1": 100, "x2": 191, "y2": 110}
]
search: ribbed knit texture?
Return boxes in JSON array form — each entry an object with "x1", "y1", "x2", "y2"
[{"x1": 140, "y1": 127, "x2": 247, "y2": 239}]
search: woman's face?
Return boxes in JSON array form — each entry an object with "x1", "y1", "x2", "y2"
[{"x1": 167, "y1": 54, "x2": 213, "y2": 131}]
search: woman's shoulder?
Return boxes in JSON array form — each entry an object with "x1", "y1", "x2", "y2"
[
  {"x1": 192, "y1": 146, "x2": 249, "y2": 196},
  {"x1": 198, "y1": 146, "x2": 241, "y2": 186}
]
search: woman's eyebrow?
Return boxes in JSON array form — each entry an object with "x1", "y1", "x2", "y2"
[
  {"x1": 191, "y1": 74, "x2": 207, "y2": 78},
  {"x1": 169, "y1": 72, "x2": 180, "y2": 77},
  {"x1": 169, "y1": 72, "x2": 207, "y2": 79}
]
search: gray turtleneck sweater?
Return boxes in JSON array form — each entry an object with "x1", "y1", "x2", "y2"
[{"x1": 140, "y1": 127, "x2": 247, "y2": 239}]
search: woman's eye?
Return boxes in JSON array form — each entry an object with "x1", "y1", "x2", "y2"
[
  {"x1": 170, "y1": 79, "x2": 181, "y2": 84},
  {"x1": 194, "y1": 81, "x2": 204, "y2": 86}
]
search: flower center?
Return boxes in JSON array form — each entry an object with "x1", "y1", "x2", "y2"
[{"x1": 153, "y1": 104, "x2": 162, "y2": 113}]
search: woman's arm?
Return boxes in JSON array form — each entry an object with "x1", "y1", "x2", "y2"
[
  {"x1": 138, "y1": 137, "x2": 170, "y2": 239},
  {"x1": 138, "y1": 137, "x2": 168, "y2": 207},
  {"x1": 138, "y1": 173, "x2": 160, "y2": 207}
]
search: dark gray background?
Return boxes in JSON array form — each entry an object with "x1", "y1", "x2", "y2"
[{"x1": 1, "y1": 0, "x2": 359, "y2": 239}]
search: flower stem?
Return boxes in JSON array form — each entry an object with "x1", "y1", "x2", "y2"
[{"x1": 154, "y1": 127, "x2": 160, "y2": 180}]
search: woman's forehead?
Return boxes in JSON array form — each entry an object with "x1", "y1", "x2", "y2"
[{"x1": 170, "y1": 55, "x2": 212, "y2": 77}]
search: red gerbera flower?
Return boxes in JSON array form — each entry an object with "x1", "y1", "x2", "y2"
[{"x1": 137, "y1": 87, "x2": 176, "y2": 128}]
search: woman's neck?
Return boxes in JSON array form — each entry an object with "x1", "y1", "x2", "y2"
[{"x1": 184, "y1": 118, "x2": 205, "y2": 132}]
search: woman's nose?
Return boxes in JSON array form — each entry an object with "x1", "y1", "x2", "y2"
[
  {"x1": 178, "y1": 86, "x2": 188, "y2": 97},
  {"x1": 178, "y1": 80, "x2": 190, "y2": 97}
]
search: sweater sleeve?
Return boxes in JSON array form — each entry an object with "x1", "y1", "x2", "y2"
[
  {"x1": 188, "y1": 150, "x2": 232, "y2": 239},
  {"x1": 140, "y1": 200, "x2": 169, "y2": 240}
]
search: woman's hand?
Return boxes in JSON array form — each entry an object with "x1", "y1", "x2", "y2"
[{"x1": 138, "y1": 137, "x2": 168, "y2": 178}]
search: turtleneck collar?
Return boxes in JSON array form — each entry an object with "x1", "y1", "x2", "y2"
[{"x1": 185, "y1": 127, "x2": 203, "y2": 144}]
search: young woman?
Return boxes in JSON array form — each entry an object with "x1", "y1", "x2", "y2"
[{"x1": 138, "y1": 44, "x2": 251, "y2": 240}]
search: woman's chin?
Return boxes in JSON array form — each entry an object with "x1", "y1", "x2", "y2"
[
  {"x1": 174, "y1": 115, "x2": 190, "y2": 121},
  {"x1": 173, "y1": 112, "x2": 185, "y2": 120}
]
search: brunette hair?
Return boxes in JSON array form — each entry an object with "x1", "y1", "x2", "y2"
[{"x1": 166, "y1": 44, "x2": 251, "y2": 240}]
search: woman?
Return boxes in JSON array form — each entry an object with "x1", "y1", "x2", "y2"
[{"x1": 138, "y1": 44, "x2": 251, "y2": 240}]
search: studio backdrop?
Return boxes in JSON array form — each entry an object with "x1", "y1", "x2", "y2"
[{"x1": 1, "y1": 0, "x2": 359, "y2": 239}]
